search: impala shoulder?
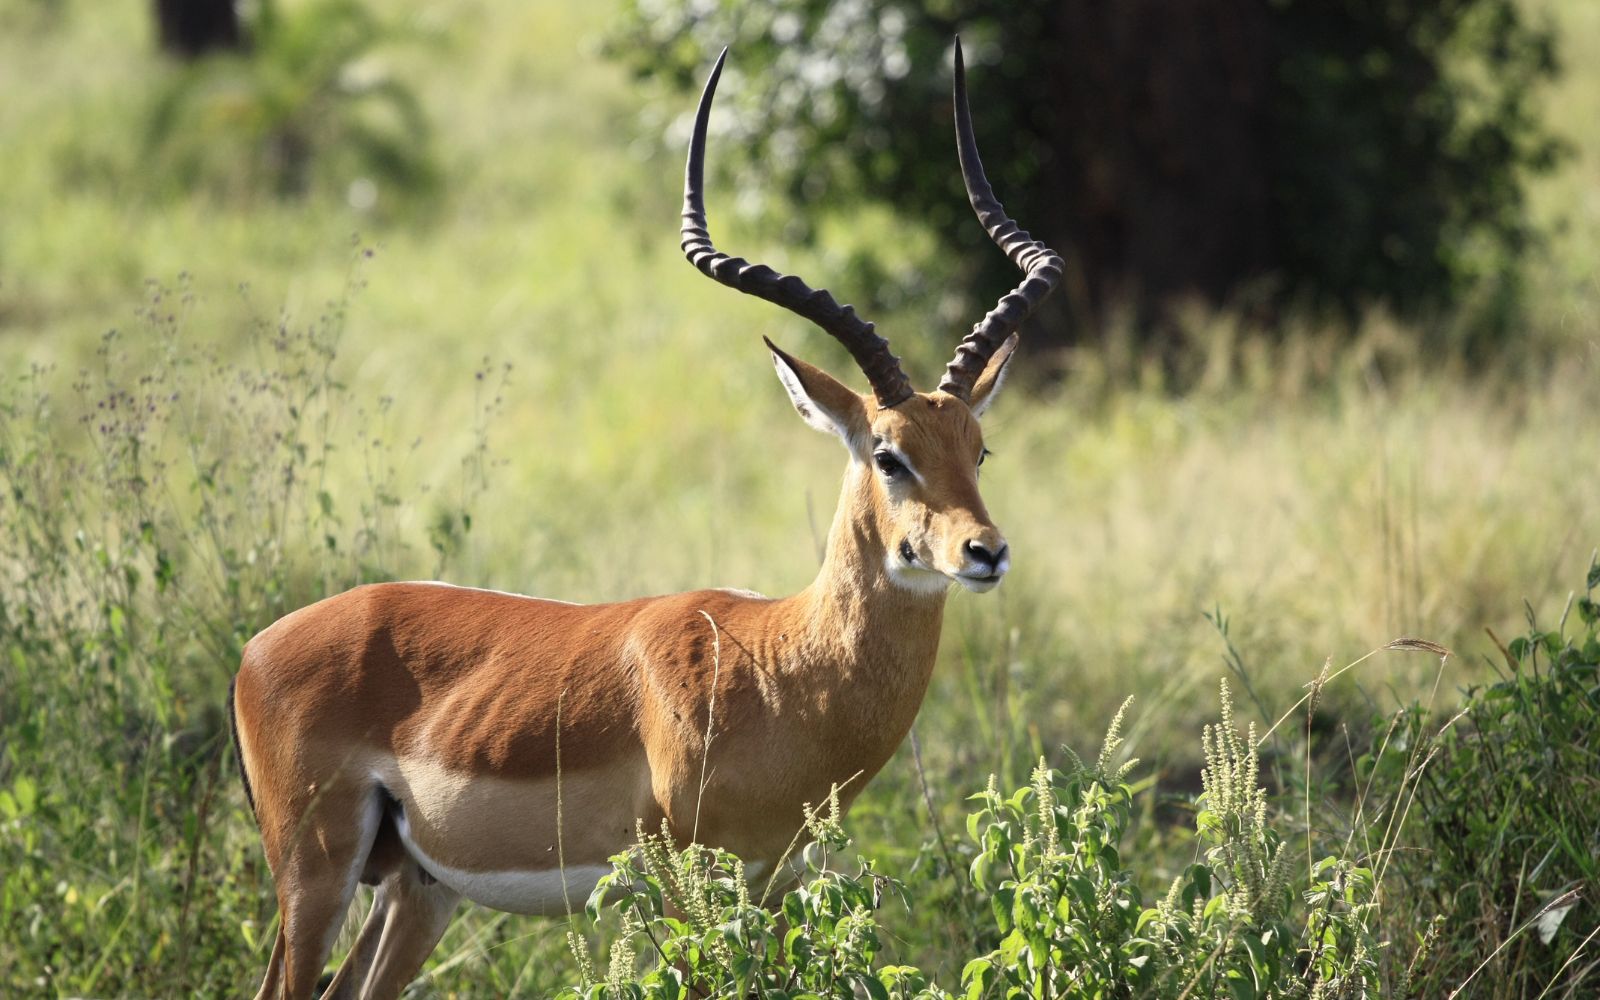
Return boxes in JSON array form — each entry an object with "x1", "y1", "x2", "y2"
[
  {"x1": 668, "y1": 587, "x2": 778, "y2": 619},
  {"x1": 622, "y1": 588, "x2": 788, "y2": 666}
]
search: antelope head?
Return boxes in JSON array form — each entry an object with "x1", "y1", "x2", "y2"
[{"x1": 681, "y1": 41, "x2": 1062, "y2": 596}]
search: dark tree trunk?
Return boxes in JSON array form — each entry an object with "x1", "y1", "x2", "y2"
[
  {"x1": 153, "y1": 0, "x2": 242, "y2": 59},
  {"x1": 1025, "y1": 1, "x2": 1277, "y2": 344}
]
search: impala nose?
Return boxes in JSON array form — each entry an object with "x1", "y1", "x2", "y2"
[{"x1": 964, "y1": 539, "x2": 1009, "y2": 576}]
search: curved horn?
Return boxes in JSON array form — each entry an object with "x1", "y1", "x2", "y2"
[
  {"x1": 682, "y1": 50, "x2": 915, "y2": 409},
  {"x1": 938, "y1": 38, "x2": 1064, "y2": 401}
]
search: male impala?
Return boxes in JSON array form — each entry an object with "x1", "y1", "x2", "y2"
[{"x1": 231, "y1": 42, "x2": 1061, "y2": 999}]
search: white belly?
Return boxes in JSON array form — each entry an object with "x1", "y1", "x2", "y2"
[
  {"x1": 374, "y1": 753, "x2": 642, "y2": 915},
  {"x1": 395, "y1": 808, "x2": 611, "y2": 915}
]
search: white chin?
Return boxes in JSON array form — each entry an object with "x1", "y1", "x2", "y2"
[
  {"x1": 956, "y1": 574, "x2": 1003, "y2": 594},
  {"x1": 886, "y1": 564, "x2": 954, "y2": 595}
]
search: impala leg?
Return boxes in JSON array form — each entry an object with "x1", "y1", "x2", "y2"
[
  {"x1": 352, "y1": 863, "x2": 461, "y2": 1000},
  {"x1": 318, "y1": 886, "x2": 390, "y2": 1000},
  {"x1": 251, "y1": 790, "x2": 382, "y2": 1000},
  {"x1": 320, "y1": 802, "x2": 415, "y2": 999},
  {"x1": 252, "y1": 926, "x2": 289, "y2": 1000}
]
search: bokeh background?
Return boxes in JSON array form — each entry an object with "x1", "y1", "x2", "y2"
[{"x1": 1, "y1": 0, "x2": 1597, "y2": 994}]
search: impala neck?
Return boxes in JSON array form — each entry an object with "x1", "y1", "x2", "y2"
[{"x1": 793, "y1": 460, "x2": 948, "y2": 680}]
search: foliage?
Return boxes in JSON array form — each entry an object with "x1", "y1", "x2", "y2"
[
  {"x1": 609, "y1": 0, "x2": 1563, "y2": 350},
  {"x1": 0, "y1": 3, "x2": 1597, "y2": 991},
  {"x1": 1371, "y1": 558, "x2": 1600, "y2": 996},
  {"x1": 0, "y1": 263, "x2": 502, "y2": 996},
  {"x1": 1273, "y1": 0, "x2": 1564, "y2": 347},
  {"x1": 564, "y1": 690, "x2": 1408, "y2": 998},
  {"x1": 961, "y1": 688, "x2": 1390, "y2": 999},
  {"x1": 560, "y1": 791, "x2": 937, "y2": 1000},
  {"x1": 141, "y1": 0, "x2": 438, "y2": 207}
]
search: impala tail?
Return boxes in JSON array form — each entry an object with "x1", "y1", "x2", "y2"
[{"x1": 227, "y1": 675, "x2": 257, "y2": 818}]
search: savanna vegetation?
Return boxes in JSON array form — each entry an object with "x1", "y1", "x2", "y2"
[{"x1": 1, "y1": 0, "x2": 1597, "y2": 996}]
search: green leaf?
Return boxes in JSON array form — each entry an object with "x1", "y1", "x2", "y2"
[
  {"x1": 971, "y1": 852, "x2": 997, "y2": 892},
  {"x1": 1567, "y1": 596, "x2": 1597, "y2": 631},
  {"x1": 851, "y1": 973, "x2": 889, "y2": 1000},
  {"x1": 783, "y1": 891, "x2": 805, "y2": 929},
  {"x1": 1226, "y1": 970, "x2": 1258, "y2": 1000},
  {"x1": 12, "y1": 776, "x2": 36, "y2": 816},
  {"x1": 991, "y1": 886, "x2": 1015, "y2": 933},
  {"x1": 961, "y1": 956, "x2": 995, "y2": 991}
]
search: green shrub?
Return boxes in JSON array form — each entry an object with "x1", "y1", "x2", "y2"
[
  {"x1": 609, "y1": 0, "x2": 1563, "y2": 352},
  {"x1": 563, "y1": 688, "x2": 1408, "y2": 998},
  {"x1": 142, "y1": 0, "x2": 438, "y2": 208},
  {"x1": 1373, "y1": 558, "x2": 1600, "y2": 996},
  {"x1": 0, "y1": 264, "x2": 501, "y2": 996}
]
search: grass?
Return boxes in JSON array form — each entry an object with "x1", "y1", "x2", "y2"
[{"x1": 1, "y1": 0, "x2": 1598, "y2": 995}]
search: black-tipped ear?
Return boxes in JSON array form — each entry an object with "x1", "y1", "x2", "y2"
[
  {"x1": 765, "y1": 337, "x2": 871, "y2": 450},
  {"x1": 967, "y1": 333, "x2": 1018, "y2": 418}
]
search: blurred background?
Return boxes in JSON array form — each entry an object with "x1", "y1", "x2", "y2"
[{"x1": 1, "y1": 0, "x2": 1598, "y2": 994}]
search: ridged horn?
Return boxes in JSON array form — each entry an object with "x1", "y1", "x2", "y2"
[
  {"x1": 938, "y1": 38, "x2": 1064, "y2": 401},
  {"x1": 681, "y1": 49, "x2": 915, "y2": 409}
]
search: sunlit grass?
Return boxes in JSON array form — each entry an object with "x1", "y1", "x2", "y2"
[{"x1": 1, "y1": 0, "x2": 1598, "y2": 995}]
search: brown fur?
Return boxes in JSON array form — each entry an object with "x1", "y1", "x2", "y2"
[{"x1": 233, "y1": 360, "x2": 1015, "y2": 999}]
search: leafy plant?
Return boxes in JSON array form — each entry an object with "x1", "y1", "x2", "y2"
[
  {"x1": 562, "y1": 787, "x2": 939, "y2": 1000},
  {"x1": 1374, "y1": 558, "x2": 1600, "y2": 996},
  {"x1": 0, "y1": 259, "x2": 502, "y2": 996},
  {"x1": 610, "y1": 0, "x2": 1563, "y2": 354},
  {"x1": 142, "y1": 0, "x2": 438, "y2": 208},
  {"x1": 564, "y1": 688, "x2": 1411, "y2": 999},
  {"x1": 964, "y1": 689, "x2": 1387, "y2": 999}
]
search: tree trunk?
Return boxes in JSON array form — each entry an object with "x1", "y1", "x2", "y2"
[
  {"x1": 153, "y1": 0, "x2": 242, "y2": 59},
  {"x1": 1036, "y1": 1, "x2": 1276, "y2": 341}
]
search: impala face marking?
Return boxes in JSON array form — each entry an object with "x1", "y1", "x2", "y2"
[
  {"x1": 870, "y1": 395, "x2": 1007, "y2": 594},
  {"x1": 233, "y1": 39, "x2": 1062, "y2": 1000}
]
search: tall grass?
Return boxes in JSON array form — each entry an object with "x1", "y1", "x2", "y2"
[
  {"x1": 554, "y1": 612, "x2": 1597, "y2": 997},
  {"x1": 1, "y1": 0, "x2": 1598, "y2": 995},
  {"x1": 0, "y1": 268, "x2": 507, "y2": 996},
  {"x1": 1, "y1": 269, "x2": 1595, "y2": 994}
]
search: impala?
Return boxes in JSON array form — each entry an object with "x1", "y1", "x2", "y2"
[{"x1": 230, "y1": 41, "x2": 1062, "y2": 999}]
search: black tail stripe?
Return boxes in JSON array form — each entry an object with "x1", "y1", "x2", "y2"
[{"x1": 227, "y1": 676, "x2": 258, "y2": 816}]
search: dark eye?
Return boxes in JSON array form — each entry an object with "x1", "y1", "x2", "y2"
[
  {"x1": 873, "y1": 451, "x2": 906, "y2": 477},
  {"x1": 978, "y1": 448, "x2": 991, "y2": 468}
]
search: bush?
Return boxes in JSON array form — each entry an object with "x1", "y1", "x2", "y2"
[
  {"x1": 609, "y1": 0, "x2": 1562, "y2": 354},
  {"x1": 562, "y1": 689, "x2": 1411, "y2": 998},
  {"x1": 1372, "y1": 559, "x2": 1600, "y2": 996},
  {"x1": 142, "y1": 0, "x2": 438, "y2": 209},
  {"x1": 0, "y1": 263, "x2": 502, "y2": 996}
]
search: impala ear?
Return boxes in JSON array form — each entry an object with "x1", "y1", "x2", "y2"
[
  {"x1": 765, "y1": 337, "x2": 870, "y2": 452},
  {"x1": 967, "y1": 333, "x2": 1019, "y2": 418}
]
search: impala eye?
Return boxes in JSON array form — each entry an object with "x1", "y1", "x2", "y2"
[
  {"x1": 873, "y1": 451, "x2": 906, "y2": 478},
  {"x1": 978, "y1": 448, "x2": 992, "y2": 469}
]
